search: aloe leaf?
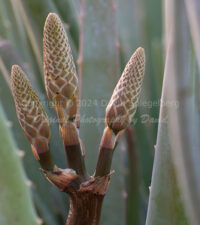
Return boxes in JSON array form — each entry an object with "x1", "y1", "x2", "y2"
[
  {"x1": 116, "y1": 0, "x2": 143, "y2": 61},
  {"x1": 33, "y1": 191, "x2": 65, "y2": 225},
  {"x1": 0, "y1": 0, "x2": 41, "y2": 83},
  {"x1": 11, "y1": 0, "x2": 43, "y2": 74},
  {"x1": 145, "y1": 106, "x2": 189, "y2": 224},
  {"x1": 145, "y1": 46, "x2": 189, "y2": 225},
  {"x1": 146, "y1": 0, "x2": 200, "y2": 224},
  {"x1": 0, "y1": 0, "x2": 26, "y2": 58},
  {"x1": 20, "y1": 0, "x2": 78, "y2": 59},
  {"x1": 162, "y1": 1, "x2": 200, "y2": 224},
  {"x1": 68, "y1": 0, "x2": 81, "y2": 17},
  {"x1": 123, "y1": 128, "x2": 140, "y2": 225},
  {"x1": 184, "y1": 0, "x2": 200, "y2": 70},
  {"x1": 145, "y1": 3, "x2": 192, "y2": 223},
  {"x1": 80, "y1": 1, "x2": 124, "y2": 224},
  {"x1": 52, "y1": 0, "x2": 79, "y2": 47},
  {"x1": 0, "y1": 105, "x2": 39, "y2": 225}
]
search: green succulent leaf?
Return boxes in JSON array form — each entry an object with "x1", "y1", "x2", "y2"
[{"x1": 0, "y1": 104, "x2": 39, "y2": 225}]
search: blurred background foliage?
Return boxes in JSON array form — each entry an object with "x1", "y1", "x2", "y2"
[{"x1": 0, "y1": 0, "x2": 199, "y2": 225}]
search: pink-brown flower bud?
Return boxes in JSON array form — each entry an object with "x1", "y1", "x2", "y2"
[
  {"x1": 43, "y1": 13, "x2": 79, "y2": 122},
  {"x1": 11, "y1": 65, "x2": 50, "y2": 155},
  {"x1": 106, "y1": 47, "x2": 145, "y2": 133}
]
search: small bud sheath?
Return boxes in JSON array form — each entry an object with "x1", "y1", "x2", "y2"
[{"x1": 11, "y1": 65, "x2": 53, "y2": 170}]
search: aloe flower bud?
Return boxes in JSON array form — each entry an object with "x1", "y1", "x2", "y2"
[
  {"x1": 43, "y1": 13, "x2": 79, "y2": 122},
  {"x1": 11, "y1": 65, "x2": 50, "y2": 157},
  {"x1": 105, "y1": 47, "x2": 145, "y2": 133}
]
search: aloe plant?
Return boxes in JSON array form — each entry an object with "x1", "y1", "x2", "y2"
[{"x1": 1, "y1": 0, "x2": 200, "y2": 225}]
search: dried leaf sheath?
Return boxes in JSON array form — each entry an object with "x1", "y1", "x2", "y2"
[
  {"x1": 11, "y1": 65, "x2": 53, "y2": 170},
  {"x1": 106, "y1": 47, "x2": 145, "y2": 133},
  {"x1": 43, "y1": 13, "x2": 79, "y2": 124}
]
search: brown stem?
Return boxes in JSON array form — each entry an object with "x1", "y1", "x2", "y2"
[
  {"x1": 95, "y1": 146, "x2": 114, "y2": 177},
  {"x1": 31, "y1": 145, "x2": 55, "y2": 171},
  {"x1": 94, "y1": 127, "x2": 115, "y2": 177},
  {"x1": 65, "y1": 175, "x2": 110, "y2": 225},
  {"x1": 38, "y1": 151, "x2": 55, "y2": 171},
  {"x1": 56, "y1": 106, "x2": 88, "y2": 180},
  {"x1": 66, "y1": 193, "x2": 104, "y2": 225},
  {"x1": 95, "y1": 127, "x2": 124, "y2": 177},
  {"x1": 65, "y1": 144, "x2": 88, "y2": 181},
  {"x1": 43, "y1": 169, "x2": 110, "y2": 225}
]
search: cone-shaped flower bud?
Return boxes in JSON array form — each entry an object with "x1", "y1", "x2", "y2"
[
  {"x1": 11, "y1": 65, "x2": 51, "y2": 156},
  {"x1": 106, "y1": 47, "x2": 145, "y2": 134},
  {"x1": 43, "y1": 13, "x2": 79, "y2": 122}
]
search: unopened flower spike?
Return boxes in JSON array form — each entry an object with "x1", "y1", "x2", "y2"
[
  {"x1": 106, "y1": 47, "x2": 145, "y2": 134},
  {"x1": 11, "y1": 65, "x2": 54, "y2": 170},
  {"x1": 95, "y1": 47, "x2": 145, "y2": 177},
  {"x1": 43, "y1": 13, "x2": 87, "y2": 179},
  {"x1": 43, "y1": 13, "x2": 79, "y2": 128}
]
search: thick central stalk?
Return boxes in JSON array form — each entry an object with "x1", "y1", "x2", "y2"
[{"x1": 66, "y1": 193, "x2": 104, "y2": 225}]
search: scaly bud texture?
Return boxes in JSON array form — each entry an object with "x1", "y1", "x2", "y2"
[
  {"x1": 43, "y1": 13, "x2": 79, "y2": 123},
  {"x1": 11, "y1": 65, "x2": 50, "y2": 155},
  {"x1": 105, "y1": 47, "x2": 145, "y2": 133}
]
